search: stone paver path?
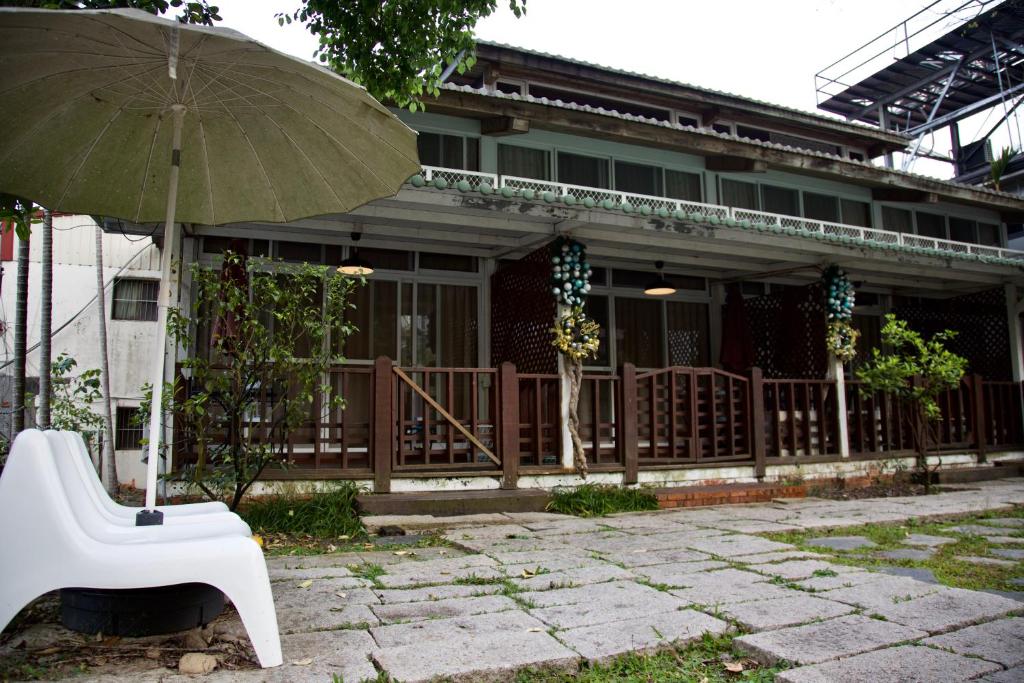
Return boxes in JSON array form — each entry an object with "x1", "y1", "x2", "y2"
[{"x1": 48, "y1": 479, "x2": 1024, "y2": 681}]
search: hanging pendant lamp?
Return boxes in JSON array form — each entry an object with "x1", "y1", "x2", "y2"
[
  {"x1": 643, "y1": 261, "x2": 676, "y2": 296},
  {"x1": 337, "y1": 232, "x2": 374, "y2": 276}
]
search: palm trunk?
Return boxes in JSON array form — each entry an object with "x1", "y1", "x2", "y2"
[
  {"x1": 94, "y1": 225, "x2": 118, "y2": 493},
  {"x1": 37, "y1": 210, "x2": 52, "y2": 429},
  {"x1": 12, "y1": 232, "x2": 29, "y2": 435}
]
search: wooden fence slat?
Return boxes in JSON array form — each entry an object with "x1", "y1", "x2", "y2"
[
  {"x1": 500, "y1": 362, "x2": 519, "y2": 489},
  {"x1": 372, "y1": 356, "x2": 393, "y2": 493},
  {"x1": 621, "y1": 364, "x2": 638, "y2": 484}
]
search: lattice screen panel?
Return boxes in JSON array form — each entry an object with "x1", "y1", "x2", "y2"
[
  {"x1": 745, "y1": 283, "x2": 828, "y2": 379},
  {"x1": 491, "y1": 244, "x2": 558, "y2": 373},
  {"x1": 894, "y1": 287, "x2": 1011, "y2": 380}
]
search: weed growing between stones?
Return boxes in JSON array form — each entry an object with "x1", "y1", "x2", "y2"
[
  {"x1": 240, "y1": 484, "x2": 366, "y2": 538},
  {"x1": 546, "y1": 484, "x2": 659, "y2": 517}
]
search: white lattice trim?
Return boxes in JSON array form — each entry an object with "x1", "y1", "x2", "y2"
[
  {"x1": 421, "y1": 166, "x2": 497, "y2": 188},
  {"x1": 501, "y1": 175, "x2": 560, "y2": 195}
]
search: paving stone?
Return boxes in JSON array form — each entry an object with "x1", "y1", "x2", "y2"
[
  {"x1": 376, "y1": 565, "x2": 505, "y2": 588},
  {"x1": 700, "y1": 519, "x2": 803, "y2": 534},
  {"x1": 775, "y1": 644, "x2": 1001, "y2": 683},
  {"x1": 878, "y1": 548, "x2": 935, "y2": 561},
  {"x1": 992, "y1": 548, "x2": 1024, "y2": 560},
  {"x1": 796, "y1": 570, "x2": 890, "y2": 592},
  {"x1": 599, "y1": 548, "x2": 713, "y2": 568},
  {"x1": 923, "y1": 617, "x2": 1024, "y2": 667},
  {"x1": 946, "y1": 524, "x2": 1021, "y2": 537},
  {"x1": 271, "y1": 579, "x2": 379, "y2": 606},
  {"x1": 821, "y1": 574, "x2": 943, "y2": 610},
  {"x1": 870, "y1": 587, "x2": 1022, "y2": 634},
  {"x1": 511, "y1": 564, "x2": 635, "y2": 591},
  {"x1": 685, "y1": 534, "x2": 794, "y2": 557},
  {"x1": 877, "y1": 566, "x2": 939, "y2": 584},
  {"x1": 372, "y1": 629, "x2": 578, "y2": 682},
  {"x1": 371, "y1": 595, "x2": 518, "y2": 624},
  {"x1": 958, "y1": 555, "x2": 1018, "y2": 567},
  {"x1": 730, "y1": 550, "x2": 828, "y2": 564},
  {"x1": 529, "y1": 584, "x2": 689, "y2": 629},
  {"x1": 502, "y1": 556, "x2": 604, "y2": 574},
  {"x1": 903, "y1": 533, "x2": 957, "y2": 547},
  {"x1": 987, "y1": 537, "x2": 1024, "y2": 545},
  {"x1": 1010, "y1": 578, "x2": 1024, "y2": 587},
  {"x1": 745, "y1": 560, "x2": 862, "y2": 580},
  {"x1": 518, "y1": 579, "x2": 658, "y2": 608},
  {"x1": 374, "y1": 584, "x2": 501, "y2": 604},
  {"x1": 275, "y1": 602, "x2": 378, "y2": 635},
  {"x1": 719, "y1": 595, "x2": 856, "y2": 632},
  {"x1": 982, "y1": 518, "x2": 1024, "y2": 528},
  {"x1": 370, "y1": 610, "x2": 546, "y2": 648},
  {"x1": 631, "y1": 561, "x2": 731, "y2": 586},
  {"x1": 557, "y1": 609, "x2": 729, "y2": 661},
  {"x1": 669, "y1": 573, "x2": 797, "y2": 606},
  {"x1": 268, "y1": 567, "x2": 371, "y2": 584},
  {"x1": 806, "y1": 535, "x2": 878, "y2": 551},
  {"x1": 734, "y1": 614, "x2": 927, "y2": 666},
  {"x1": 985, "y1": 589, "x2": 1024, "y2": 602},
  {"x1": 980, "y1": 666, "x2": 1024, "y2": 683}
]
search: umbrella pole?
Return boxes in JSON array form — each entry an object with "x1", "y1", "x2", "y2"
[{"x1": 139, "y1": 104, "x2": 186, "y2": 524}]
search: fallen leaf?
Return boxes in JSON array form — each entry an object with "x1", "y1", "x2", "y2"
[
  {"x1": 327, "y1": 544, "x2": 337, "y2": 553},
  {"x1": 521, "y1": 569, "x2": 535, "y2": 578},
  {"x1": 338, "y1": 535, "x2": 350, "y2": 541},
  {"x1": 526, "y1": 627, "x2": 544, "y2": 632},
  {"x1": 35, "y1": 646, "x2": 62, "y2": 656},
  {"x1": 724, "y1": 661, "x2": 744, "y2": 673},
  {"x1": 439, "y1": 549, "x2": 448, "y2": 555},
  {"x1": 292, "y1": 658, "x2": 314, "y2": 666},
  {"x1": 251, "y1": 534, "x2": 264, "y2": 548},
  {"x1": 298, "y1": 579, "x2": 313, "y2": 589},
  {"x1": 179, "y1": 652, "x2": 218, "y2": 674},
  {"x1": 393, "y1": 550, "x2": 410, "y2": 556},
  {"x1": 335, "y1": 592, "x2": 347, "y2": 599}
]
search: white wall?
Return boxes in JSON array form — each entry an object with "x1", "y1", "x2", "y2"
[{"x1": 0, "y1": 215, "x2": 162, "y2": 486}]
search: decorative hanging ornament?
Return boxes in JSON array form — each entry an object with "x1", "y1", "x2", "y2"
[
  {"x1": 821, "y1": 264, "x2": 859, "y2": 362},
  {"x1": 551, "y1": 306, "x2": 600, "y2": 362},
  {"x1": 550, "y1": 237, "x2": 592, "y2": 307}
]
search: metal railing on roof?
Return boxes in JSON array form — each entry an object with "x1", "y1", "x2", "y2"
[{"x1": 417, "y1": 166, "x2": 1024, "y2": 262}]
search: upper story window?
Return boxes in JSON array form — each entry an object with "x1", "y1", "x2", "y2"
[
  {"x1": 882, "y1": 207, "x2": 913, "y2": 233},
  {"x1": 677, "y1": 114, "x2": 700, "y2": 128},
  {"x1": 498, "y1": 144, "x2": 550, "y2": 180},
  {"x1": 721, "y1": 178, "x2": 758, "y2": 210},
  {"x1": 112, "y1": 278, "x2": 158, "y2": 321},
  {"x1": 916, "y1": 212, "x2": 946, "y2": 239},
  {"x1": 666, "y1": 170, "x2": 702, "y2": 202},
  {"x1": 417, "y1": 132, "x2": 479, "y2": 171},
  {"x1": 557, "y1": 152, "x2": 609, "y2": 188},
  {"x1": 614, "y1": 160, "x2": 663, "y2": 196},
  {"x1": 804, "y1": 192, "x2": 872, "y2": 227},
  {"x1": 761, "y1": 185, "x2": 799, "y2": 216}
]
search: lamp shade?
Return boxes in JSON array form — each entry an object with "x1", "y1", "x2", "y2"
[
  {"x1": 644, "y1": 261, "x2": 675, "y2": 296},
  {"x1": 337, "y1": 251, "x2": 373, "y2": 276}
]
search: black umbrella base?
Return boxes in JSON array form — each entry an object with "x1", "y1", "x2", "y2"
[{"x1": 60, "y1": 584, "x2": 225, "y2": 637}]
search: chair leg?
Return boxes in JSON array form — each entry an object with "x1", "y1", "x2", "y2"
[
  {"x1": 218, "y1": 577, "x2": 283, "y2": 668},
  {"x1": 0, "y1": 581, "x2": 48, "y2": 636}
]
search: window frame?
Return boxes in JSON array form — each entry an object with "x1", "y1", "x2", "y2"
[{"x1": 111, "y1": 277, "x2": 160, "y2": 322}]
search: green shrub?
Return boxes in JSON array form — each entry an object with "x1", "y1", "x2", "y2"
[
  {"x1": 546, "y1": 484, "x2": 659, "y2": 517},
  {"x1": 239, "y1": 484, "x2": 366, "y2": 538}
]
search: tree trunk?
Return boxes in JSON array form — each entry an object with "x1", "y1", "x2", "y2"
[
  {"x1": 37, "y1": 210, "x2": 52, "y2": 429},
  {"x1": 94, "y1": 225, "x2": 118, "y2": 493},
  {"x1": 12, "y1": 231, "x2": 29, "y2": 435}
]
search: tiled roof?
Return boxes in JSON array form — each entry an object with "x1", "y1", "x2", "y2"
[
  {"x1": 440, "y1": 81, "x2": 1024, "y2": 204},
  {"x1": 476, "y1": 40, "x2": 908, "y2": 142}
]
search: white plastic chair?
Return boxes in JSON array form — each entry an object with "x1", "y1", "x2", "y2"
[
  {"x1": 62, "y1": 431, "x2": 228, "y2": 517},
  {"x1": 55, "y1": 432, "x2": 246, "y2": 530},
  {"x1": 0, "y1": 430, "x2": 282, "y2": 668},
  {"x1": 45, "y1": 431, "x2": 252, "y2": 541}
]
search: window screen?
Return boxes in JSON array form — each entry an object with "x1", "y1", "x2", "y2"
[
  {"x1": 615, "y1": 297, "x2": 664, "y2": 368},
  {"x1": 665, "y1": 170, "x2": 702, "y2": 202},
  {"x1": 557, "y1": 152, "x2": 609, "y2": 188},
  {"x1": 417, "y1": 132, "x2": 478, "y2": 170},
  {"x1": 840, "y1": 199, "x2": 872, "y2": 227},
  {"x1": 666, "y1": 301, "x2": 709, "y2": 366},
  {"x1": 498, "y1": 144, "x2": 550, "y2": 180},
  {"x1": 803, "y1": 193, "x2": 840, "y2": 222},
  {"x1": 721, "y1": 179, "x2": 758, "y2": 210},
  {"x1": 948, "y1": 218, "x2": 975, "y2": 243},
  {"x1": 614, "y1": 161, "x2": 663, "y2": 196},
  {"x1": 977, "y1": 223, "x2": 1000, "y2": 246},
  {"x1": 881, "y1": 207, "x2": 913, "y2": 233},
  {"x1": 916, "y1": 212, "x2": 946, "y2": 239},
  {"x1": 115, "y1": 406, "x2": 144, "y2": 449},
  {"x1": 112, "y1": 279, "x2": 159, "y2": 321},
  {"x1": 762, "y1": 185, "x2": 799, "y2": 216}
]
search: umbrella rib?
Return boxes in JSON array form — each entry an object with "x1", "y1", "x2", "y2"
[
  {"x1": 136, "y1": 109, "x2": 166, "y2": 223},
  {"x1": 53, "y1": 107, "x2": 128, "y2": 210},
  {"x1": 189, "y1": 64, "x2": 404, "y2": 198}
]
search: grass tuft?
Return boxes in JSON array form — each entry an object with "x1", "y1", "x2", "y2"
[
  {"x1": 239, "y1": 484, "x2": 366, "y2": 538},
  {"x1": 546, "y1": 484, "x2": 659, "y2": 517}
]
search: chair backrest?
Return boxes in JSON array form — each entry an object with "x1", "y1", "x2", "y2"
[
  {"x1": 59, "y1": 431, "x2": 123, "y2": 517},
  {"x1": 0, "y1": 430, "x2": 88, "y2": 557}
]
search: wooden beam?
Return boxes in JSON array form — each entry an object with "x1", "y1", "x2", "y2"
[
  {"x1": 481, "y1": 116, "x2": 530, "y2": 136},
  {"x1": 705, "y1": 156, "x2": 767, "y2": 173},
  {"x1": 871, "y1": 188, "x2": 939, "y2": 203}
]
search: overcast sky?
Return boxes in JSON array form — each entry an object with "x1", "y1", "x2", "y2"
[{"x1": 206, "y1": 0, "x2": 1021, "y2": 179}]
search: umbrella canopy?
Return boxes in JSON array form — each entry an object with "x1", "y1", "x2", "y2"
[
  {"x1": 0, "y1": 8, "x2": 420, "y2": 513},
  {"x1": 0, "y1": 8, "x2": 419, "y2": 224}
]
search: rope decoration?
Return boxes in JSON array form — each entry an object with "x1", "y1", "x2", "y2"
[
  {"x1": 822, "y1": 264, "x2": 859, "y2": 362},
  {"x1": 549, "y1": 237, "x2": 599, "y2": 477}
]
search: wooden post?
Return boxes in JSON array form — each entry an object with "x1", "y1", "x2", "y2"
[
  {"x1": 828, "y1": 355, "x2": 851, "y2": 458},
  {"x1": 620, "y1": 363, "x2": 639, "y2": 485},
  {"x1": 972, "y1": 374, "x2": 987, "y2": 463},
  {"x1": 750, "y1": 367, "x2": 767, "y2": 479},
  {"x1": 373, "y1": 356, "x2": 393, "y2": 494},
  {"x1": 499, "y1": 362, "x2": 519, "y2": 490}
]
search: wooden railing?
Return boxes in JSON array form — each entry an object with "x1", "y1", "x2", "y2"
[
  {"x1": 762, "y1": 379, "x2": 842, "y2": 460},
  {"x1": 633, "y1": 367, "x2": 753, "y2": 466},
  {"x1": 172, "y1": 359, "x2": 1023, "y2": 490}
]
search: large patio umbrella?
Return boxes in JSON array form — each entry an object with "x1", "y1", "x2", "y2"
[{"x1": 0, "y1": 8, "x2": 420, "y2": 516}]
